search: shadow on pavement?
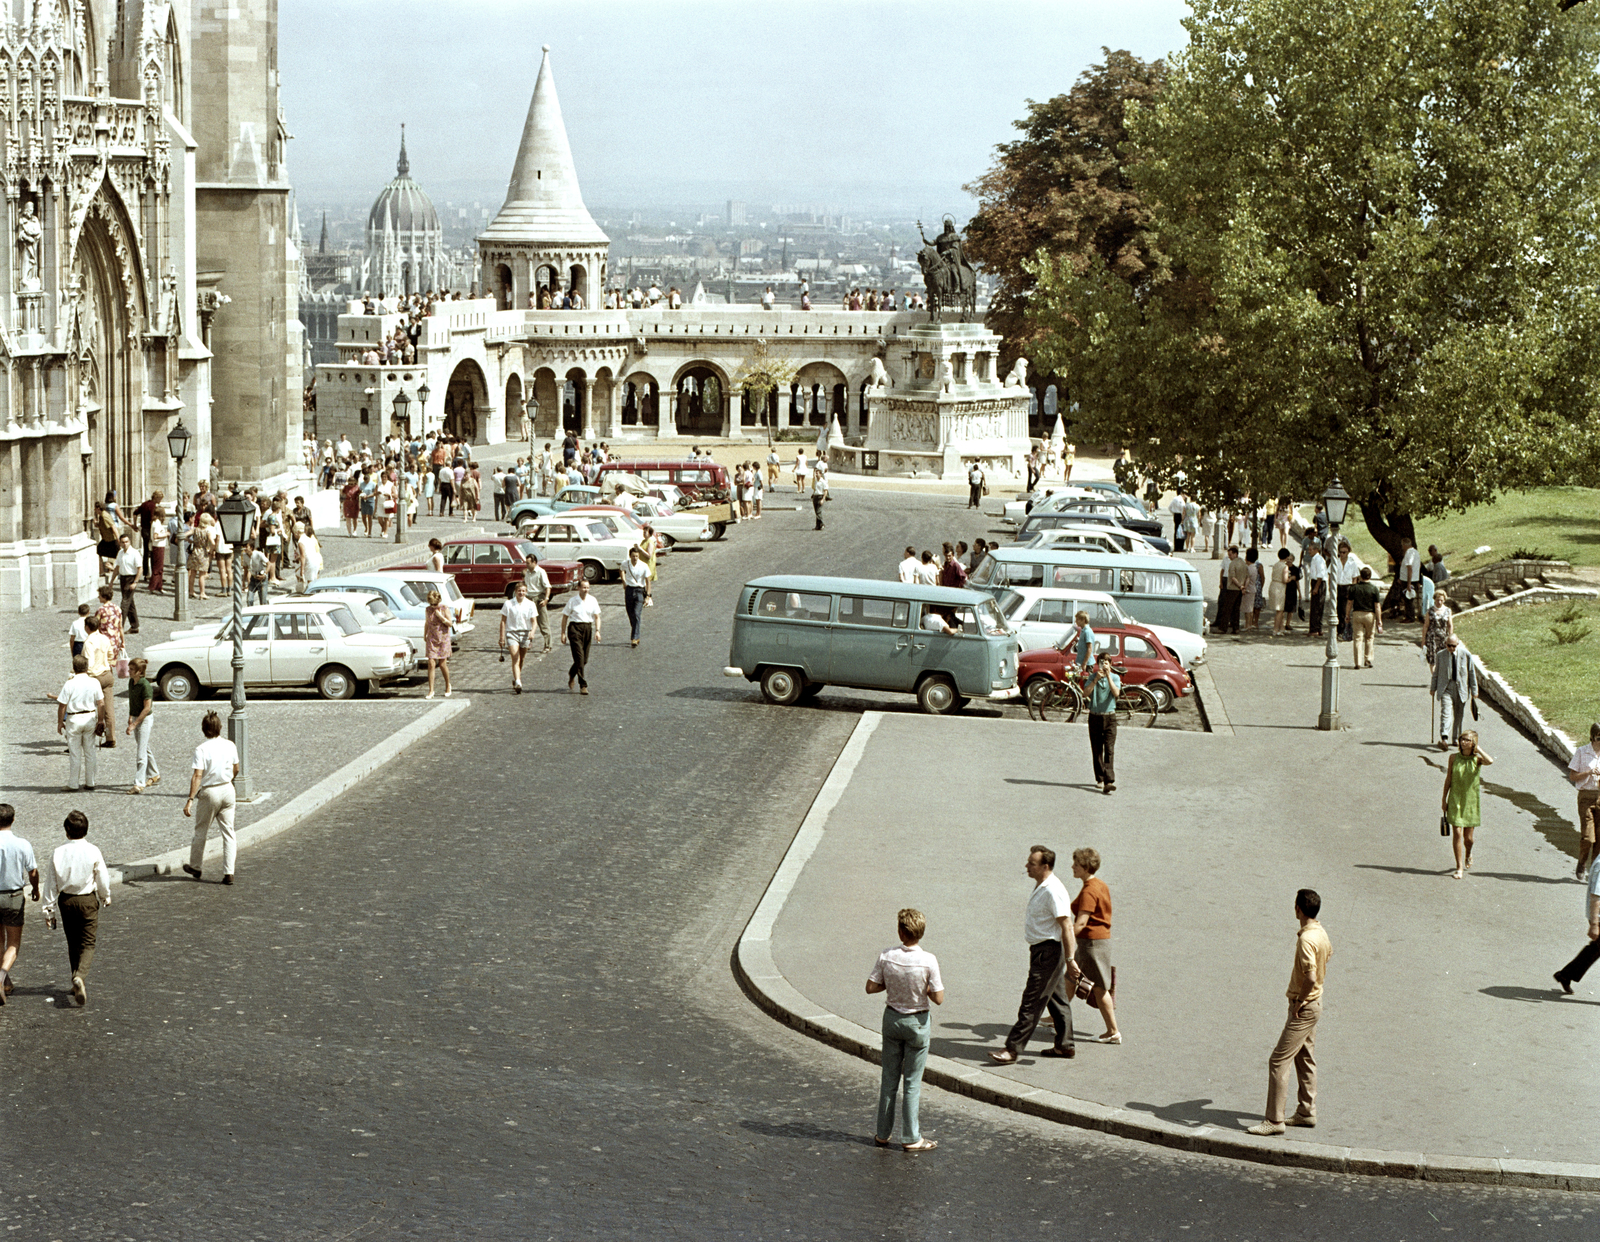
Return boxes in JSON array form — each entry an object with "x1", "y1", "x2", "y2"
[
  {"x1": 1354, "y1": 864, "x2": 1453, "y2": 879},
  {"x1": 1482, "y1": 781, "x2": 1578, "y2": 859},
  {"x1": 1481, "y1": 985, "x2": 1600, "y2": 1007},
  {"x1": 739, "y1": 1120, "x2": 878, "y2": 1148},
  {"x1": 1124, "y1": 1098, "x2": 1257, "y2": 1130},
  {"x1": 932, "y1": 1022, "x2": 1017, "y2": 1062},
  {"x1": 1361, "y1": 740, "x2": 1440, "y2": 750},
  {"x1": 1470, "y1": 870, "x2": 1577, "y2": 885},
  {"x1": 1004, "y1": 778, "x2": 1103, "y2": 793}
]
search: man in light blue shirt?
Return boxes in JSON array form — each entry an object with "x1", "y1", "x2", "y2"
[
  {"x1": 1086, "y1": 652, "x2": 1121, "y2": 794},
  {"x1": 1069, "y1": 612, "x2": 1095, "y2": 670},
  {"x1": 0, "y1": 804, "x2": 40, "y2": 1002}
]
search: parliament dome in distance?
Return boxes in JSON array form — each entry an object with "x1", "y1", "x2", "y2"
[{"x1": 368, "y1": 127, "x2": 440, "y2": 235}]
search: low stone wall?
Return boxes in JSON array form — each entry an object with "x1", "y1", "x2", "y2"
[
  {"x1": 1448, "y1": 558, "x2": 1571, "y2": 609},
  {"x1": 1466, "y1": 643, "x2": 1577, "y2": 764}
]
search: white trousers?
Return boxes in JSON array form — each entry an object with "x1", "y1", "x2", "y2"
[
  {"x1": 133, "y1": 716, "x2": 160, "y2": 786},
  {"x1": 65, "y1": 714, "x2": 98, "y2": 789},
  {"x1": 190, "y1": 783, "x2": 237, "y2": 875}
]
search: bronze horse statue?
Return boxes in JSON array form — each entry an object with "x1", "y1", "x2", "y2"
[{"x1": 916, "y1": 221, "x2": 976, "y2": 324}]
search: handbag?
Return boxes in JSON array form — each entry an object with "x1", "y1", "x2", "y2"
[
  {"x1": 1440, "y1": 815, "x2": 1451, "y2": 837},
  {"x1": 114, "y1": 656, "x2": 129, "y2": 679}
]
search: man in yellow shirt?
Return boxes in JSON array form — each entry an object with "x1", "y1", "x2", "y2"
[{"x1": 1247, "y1": 888, "x2": 1332, "y2": 1136}]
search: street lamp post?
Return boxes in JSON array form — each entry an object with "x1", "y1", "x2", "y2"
[
  {"x1": 392, "y1": 389, "x2": 411, "y2": 544},
  {"x1": 166, "y1": 420, "x2": 191, "y2": 622},
  {"x1": 1318, "y1": 478, "x2": 1352, "y2": 731},
  {"x1": 216, "y1": 489, "x2": 257, "y2": 799},
  {"x1": 524, "y1": 392, "x2": 538, "y2": 445}
]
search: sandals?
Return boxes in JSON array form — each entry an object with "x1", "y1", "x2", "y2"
[
  {"x1": 1097, "y1": 1031, "x2": 1122, "y2": 1044},
  {"x1": 902, "y1": 1140, "x2": 938, "y2": 1153}
]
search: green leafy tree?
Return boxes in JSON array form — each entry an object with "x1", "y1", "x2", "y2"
[
  {"x1": 964, "y1": 50, "x2": 1167, "y2": 368},
  {"x1": 1027, "y1": 0, "x2": 1600, "y2": 560},
  {"x1": 733, "y1": 341, "x2": 798, "y2": 445}
]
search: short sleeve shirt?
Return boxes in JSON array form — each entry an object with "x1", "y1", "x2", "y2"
[
  {"x1": 868, "y1": 944, "x2": 944, "y2": 1015},
  {"x1": 192, "y1": 736, "x2": 240, "y2": 788},
  {"x1": 1024, "y1": 874, "x2": 1072, "y2": 945},
  {"x1": 1568, "y1": 744, "x2": 1600, "y2": 792},
  {"x1": 562, "y1": 594, "x2": 602, "y2": 624},
  {"x1": 1348, "y1": 581, "x2": 1382, "y2": 613},
  {"x1": 83, "y1": 632, "x2": 115, "y2": 677},
  {"x1": 58, "y1": 673, "x2": 103, "y2": 714},
  {"x1": 1072, "y1": 877, "x2": 1113, "y2": 940},
  {"x1": 501, "y1": 597, "x2": 539, "y2": 634},
  {"x1": 620, "y1": 560, "x2": 651, "y2": 588},
  {"x1": 128, "y1": 676, "x2": 155, "y2": 720},
  {"x1": 0, "y1": 830, "x2": 36, "y2": 890}
]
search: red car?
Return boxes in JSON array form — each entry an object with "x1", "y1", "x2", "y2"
[
  {"x1": 387, "y1": 536, "x2": 582, "y2": 600},
  {"x1": 1016, "y1": 623, "x2": 1192, "y2": 711}
]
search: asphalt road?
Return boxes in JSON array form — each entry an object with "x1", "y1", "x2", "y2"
[{"x1": 0, "y1": 488, "x2": 1594, "y2": 1240}]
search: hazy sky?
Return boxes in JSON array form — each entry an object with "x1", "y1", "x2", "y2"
[{"x1": 282, "y1": 0, "x2": 1192, "y2": 216}]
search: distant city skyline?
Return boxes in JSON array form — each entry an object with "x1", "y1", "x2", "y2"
[{"x1": 282, "y1": 0, "x2": 1190, "y2": 221}]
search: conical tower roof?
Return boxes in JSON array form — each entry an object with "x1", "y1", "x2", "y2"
[{"x1": 480, "y1": 46, "x2": 608, "y2": 247}]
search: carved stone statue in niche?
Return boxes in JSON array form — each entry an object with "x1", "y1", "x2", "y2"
[{"x1": 16, "y1": 200, "x2": 42, "y2": 291}]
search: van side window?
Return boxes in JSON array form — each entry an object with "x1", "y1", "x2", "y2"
[
  {"x1": 1128, "y1": 570, "x2": 1184, "y2": 595},
  {"x1": 838, "y1": 596, "x2": 908, "y2": 628},
  {"x1": 1051, "y1": 566, "x2": 1112, "y2": 589},
  {"x1": 757, "y1": 589, "x2": 832, "y2": 621}
]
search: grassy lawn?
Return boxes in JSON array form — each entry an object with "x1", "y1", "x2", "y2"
[
  {"x1": 1339, "y1": 487, "x2": 1600, "y2": 575},
  {"x1": 1454, "y1": 599, "x2": 1600, "y2": 741}
]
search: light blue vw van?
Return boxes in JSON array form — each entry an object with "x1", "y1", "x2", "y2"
[
  {"x1": 725, "y1": 575, "x2": 1019, "y2": 714},
  {"x1": 969, "y1": 548, "x2": 1206, "y2": 634}
]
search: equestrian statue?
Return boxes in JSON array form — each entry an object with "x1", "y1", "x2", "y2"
[{"x1": 916, "y1": 216, "x2": 977, "y2": 324}]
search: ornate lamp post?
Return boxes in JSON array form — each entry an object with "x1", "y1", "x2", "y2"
[
  {"x1": 166, "y1": 420, "x2": 191, "y2": 622},
  {"x1": 1318, "y1": 478, "x2": 1352, "y2": 731},
  {"x1": 216, "y1": 489, "x2": 257, "y2": 799},
  {"x1": 417, "y1": 380, "x2": 431, "y2": 434},
  {"x1": 392, "y1": 389, "x2": 411, "y2": 544},
  {"x1": 524, "y1": 392, "x2": 538, "y2": 444}
]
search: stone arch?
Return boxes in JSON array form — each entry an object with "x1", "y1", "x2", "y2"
[
  {"x1": 562, "y1": 366, "x2": 588, "y2": 434},
  {"x1": 505, "y1": 372, "x2": 525, "y2": 440},
  {"x1": 494, "y1": 263, "x2": 513, "y2": 310},
  {"x1": 568, "y1": 263, "x2": 587, "y2": 305},
  {"x1": 622, "y1": 370, "x2": 658, "y2": 427},
  {"x1": 672, "y1": 361, "x2": 730, "y2": 436},
  {"x1": 443, "y1": 357, "x2": 490, "y2": 444},
  {"x1": 794, "y1": 360, "x2": 847, "y2": 427}
]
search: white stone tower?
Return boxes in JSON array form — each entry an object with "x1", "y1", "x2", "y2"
[{"x1": 478, "y1": 46, "x2": 609, "y2": 310}]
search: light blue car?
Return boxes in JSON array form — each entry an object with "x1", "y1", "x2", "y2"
[{"x1": 303, "y1": 573, "x2": 475, "y2": 640}]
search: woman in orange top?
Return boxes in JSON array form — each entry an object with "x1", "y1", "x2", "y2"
[{"x1": 1070, "y1": 848, "x2": 1120, "y2": 1044}]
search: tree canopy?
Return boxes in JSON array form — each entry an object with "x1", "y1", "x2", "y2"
[
  {"x1": 963, "y1": 49, "x2": 1166, "y2": 367},
  {"x1": 1023, "y1": 0, "x2": 1600, "y2": 557}
]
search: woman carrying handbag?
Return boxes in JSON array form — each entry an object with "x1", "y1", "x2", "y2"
[{"x1": 1442, "y1": 731, "x2": 1493, "y2": 879}]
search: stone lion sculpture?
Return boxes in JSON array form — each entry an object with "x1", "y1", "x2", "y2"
[
  {"x1": 866, "y1": 357, "x2": 890, "y2": 392},
  {"x1": 1003, "y1": 358, "x2": 1029, "y2": 388}
]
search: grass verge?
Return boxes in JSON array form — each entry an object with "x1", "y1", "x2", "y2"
[
  {"x1": 1453, "y1": 599, "x2": 1600, "y2": 742},
  {"x1": 1341, "y1": 487, "x2": 1600, "y2": 576}
]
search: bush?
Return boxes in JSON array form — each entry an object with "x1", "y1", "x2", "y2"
[
  {"x1": 1554, "y1": 600, "x2": 1587, "y2": 625},
  {"x1": 1551, "y1": 623, "x2": 1591, "y2": 645},
  {"x1": 1509, "y1": 547, "x2": 1560, "y2": 561}
]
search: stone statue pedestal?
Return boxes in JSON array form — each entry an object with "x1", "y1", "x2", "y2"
[
  {"x1": 833, "y1": 322, "x2": 1030, "y2": 480},
  {"x1": 16, "y1": 291, "x2": 44, "y2": 344}
]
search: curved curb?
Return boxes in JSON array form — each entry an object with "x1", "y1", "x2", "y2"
[
  {"x1": 733, "y1": 712, "x2": 1600, "y2": 1192},
  {"x1": 108, "y1": 698, "x2": 470, "y2": 884}
]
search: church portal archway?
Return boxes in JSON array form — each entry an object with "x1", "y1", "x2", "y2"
[{"x1": 444, "y1": 358, "x2": 489, "y2": 444}]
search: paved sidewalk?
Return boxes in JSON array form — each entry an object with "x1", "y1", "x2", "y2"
[{"x1": 750, "y1": 621, "x2": 1600, "y2": 1178}]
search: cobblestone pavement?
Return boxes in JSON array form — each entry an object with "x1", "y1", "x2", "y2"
[{"x1": 0, "y1": 489, "x2": 1593, "y2": 1239}]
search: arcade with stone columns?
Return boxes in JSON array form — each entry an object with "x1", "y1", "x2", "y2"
[{"x1": 311, "y1": 47, "x2": 1028, "y2": 481}]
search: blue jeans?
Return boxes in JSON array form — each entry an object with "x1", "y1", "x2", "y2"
[
  {"x1": 624, "y1": 586, "x2": 646, "y2": 641},
  {"x1": 246, "y1": 579, "x2": 269, "y2": 606},
  {"x1": 877, "y1": 1007, "x2": 931, "y2": 1144}
]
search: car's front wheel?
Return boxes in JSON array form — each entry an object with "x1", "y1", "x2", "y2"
[
  {"x1": 917, "y1": 675, "x2": 959, "y2": 715},
  {"x1": 159, "y1": 665, "x2": 203, "y2": 702},
  {"x1": 316, "y1": 665, "x2": 359, "y2": 701},
  {"x1": 581, "y1": 560, "x2": 604, "y2": 584},
  {"x1": 1145, "y1": 679, "x2": 1176, "y2": 712},
  {"x1": 760, "y1": 666, "x2": 803, "y2": 705}
]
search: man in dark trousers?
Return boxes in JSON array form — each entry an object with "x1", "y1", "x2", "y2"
[
  {"x1": 812, "y1": 490, "x2": 825, "y2": 530},
  {"x1": 1218, "y1": 546, "x2": 1246, "y2": 634},
  {"x1": 40, "y1": 810, "x2": 111, "y2": 1006},
  {"x1": 988, "y1": 846, "x2": 1080, "y2": 1064},
  {"x1": 1553, "y1": 854, "x2": 1600, "y2": 995},
  {"x1": 1086, "y1": 651, "x2": 1121, "y2": 794}
]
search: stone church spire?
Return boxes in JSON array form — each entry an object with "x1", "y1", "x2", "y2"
[
  {"x1": 480, "y1": 46, "x2": 607, "y2": 245},
  {"x1": 397, "y1": 124, "x2": 409, "y2": 177},
  {"x1": 319, "y1": 211, "x2": 328, "y2": 254}
]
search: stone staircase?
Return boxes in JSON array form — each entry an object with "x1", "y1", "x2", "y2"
[{"x1": 1446, "y1": 557, "x2": 1594, "y2": 612}]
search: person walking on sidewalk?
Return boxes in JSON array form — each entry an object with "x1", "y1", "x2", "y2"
[
  {"x1": 56, "y1": 655, "x2": 105, "y2": 792},
  {"x1": 499, "y1": 581, "x2": 539, "y2": 694},
  {"x1": 1423, "y1": 589, "x2": 1454, "y2": 669},
  {"x1": 1344, "y1": 566, "x2": 1382, "y2": 668},
  {"x1": 1553, "y1": 854, "x2": 1600, "y2": 995},
  {"x1": 1247, "y1": 888, "x2": 1332, "y2": 1136},
  {"x1": 989, "y1": 846, "x2": 1080, "y2": 1064},
  {"x1": 124, "y1": 658, "x2": 160, "y2": 794},
  {"x1": 1568, "y1": 723, "x2": 1600, "y2": 882},
  {"x1": 621, "y1": 546, "x2": 652, "y2": 647},
  {"x1": 423, "y1": 589, "x2": 454, "y2": 700},
  {"x1": 1305, "y1": 541, "x2": 1327, "y2": 637},
  {"x1": 1442, "y1": 730, "x2": 1493, "y2": 879},
  {"x1": 1431, "y1": 636, "x2": 1477, "y2": 750},
  {"x1": 1087, "y1": 652, "x2": 1121, "y2": 795},
  {"x1": 0, "y1": 805, "x2": 39, "y2": 1004},
  {"x1": 1270, "y1": 548, "x2": 1292, "y2": 637},
  {"x1": 1396, "y1": 536, "x2": 1422, "y2": 622},
  {"x1": 1217, "y1": 547, "x2": 1245, "y2": 635},
  {"x1": 1069, "y1": 849, "x2": 1120, "y2": 1043},
  {"x1": 113, "y1": 533, "x2": 142, "y2": 634},
  {"x1": 867, "y1": 907, "x2": 945, "y2": 1153},
  {"x1": 812, "y1": 488, "x2": 825, "y2": 531},
  {"x1": 967, "y1": 462, "x2": 986, "y2": 510},
  {"x1": 522, "y1": 552, "x2": 554, "y2": 653},
  {"x1": 181, "y1": 711, "x2": 239, "y2": 886},
  {"x1": 562, "y1": 578, "x2": 602, "y2": 694},
  {"x1": 40, "y1": 810, "x2": 110, "y2": 1006}
]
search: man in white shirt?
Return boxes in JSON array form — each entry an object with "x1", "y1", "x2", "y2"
[
  {"x1": 620, "y1": 545, "x2": 653, "y2": 648},
  {"x1": 761, "y1": 286, "x2": 776, "y2": 310},
  {"x1": 0, "y1": 804, "x2": 40, "y2": 1002},
  {"x1": 990, "y1": 846, "x2": 1080, "y2": 1063},
  {"x1": 898, "y1": 547, "x2": 919, "y2": 584},
  {"x1": 182, "y1": 711, "x2": 240, "y2": 885},
  {"x1": 914, "y1": 551, "x2": 939, "y2": 586},
  {"x1": 40, "y1": 809, "x2": 110, "y2": 1005},
  {"x1": 521, "y1": 552, "x2": 553, "y2": 652},
  {"x1": 113, "y1": 532, "x2": 143, "y2": 632},
  {"x1": 1568, "y1": 722, "x2": 1600, "y2": 881},
  {"x1": 56, "y1": 655, "x2": 105, "y2": 791},
  {"x1": 560, "y1": 578, "x2": 603, "y2": 694},
  {"x1": 1305, "y1": 545, "x2": 1329, "y2": 636},
  {"x1": 499, "y1": 581, "x2": 540, "y2": 694},
  {"x1": 866, "y1": 907, "x2": 945, "y2": 1152}
]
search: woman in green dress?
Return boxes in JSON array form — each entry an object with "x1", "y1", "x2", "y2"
[{"x1": 1441, "y1": 730, "x2": 1493, "y2": 878}]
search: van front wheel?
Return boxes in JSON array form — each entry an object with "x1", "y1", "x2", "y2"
[
  {"x1": 917, "y1": 675, "x2": 959, "y2": 715},
  {"x1": 760, "y1": 667, "x2": 804, "y2": 706}
]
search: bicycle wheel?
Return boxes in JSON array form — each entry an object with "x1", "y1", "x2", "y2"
[
  {"x1": 1055, "y1": 682, "x2": 1086, "y2": 724},
  {"x1": 1039, "y1": 682, "x2": 1082, "y2": 723},
  {"x1": 1117, "y1": 685, "x2": 1159, "y2": 728},
  {"x1": 1024, "y1": 676, "x2": 1055, "y2": 721}
]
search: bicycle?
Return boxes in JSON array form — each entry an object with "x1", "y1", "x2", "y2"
[{"x1": 1026, "y1": 664, "x2": 1159, "y2": 728}]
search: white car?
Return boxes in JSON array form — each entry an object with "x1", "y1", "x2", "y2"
[
  {"x1": 993, "y1": 584, "x2": 1207, "y2": 669},
  {"x1": 1025, "y1": 526, "x2": 1167, "y2": 558},
  {"x1": 519, "y1": 514, "x2": 638, "y2": 582},
  {"x1": 296, "y1": 589, "x2": 423, "y2": 663},
  {"x1": 601, "y1": 495, "x2": 714, "y2": 546},
  {"x1": 564, "y1": 506, "x2": 669, "y2": 553},
  {"x1": 368, "y1": 569, "x2": 476, "y2": 627},
  {"x1": 1001, "y1": 487, "x2": 1102, "y2": 527},
  {"x1": 146, "y1": 600, "x2": 416, "y2": 702}
]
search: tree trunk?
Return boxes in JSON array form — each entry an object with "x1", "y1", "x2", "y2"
[{"x1": 1360, "y1": 488, "x2": 1416, "y2": 612}]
